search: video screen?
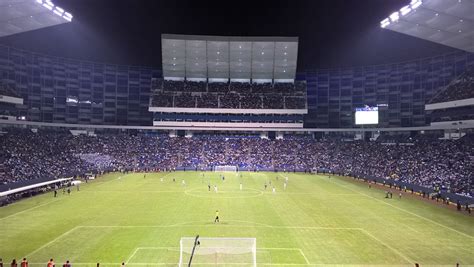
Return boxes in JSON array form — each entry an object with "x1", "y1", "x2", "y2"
[{"x1": 355, "y1": 106, "x2": 379, "y2": 125}]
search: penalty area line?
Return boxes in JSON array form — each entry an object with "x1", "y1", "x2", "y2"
[{"x1": 26, "y1": 226, "x2": 80, "y2": 257}]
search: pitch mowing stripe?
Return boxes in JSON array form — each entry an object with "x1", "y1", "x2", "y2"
[
  {"x1": 360, "y1": 229, "x2": 413, "y2": 264},
  {"x1": 125, "y1": 248, "x2": 139, "y2": 264},
  {"x1": 78, "y1": 224, "x2": 363, "y2": 230},
  {"x1": 24, "y1": 264, "x2": 471, "y2": 266},
  {"x1": 323, "y1": 176, "x2": 474, "y2": 239},
  {"x1": 128, "y1": 246, "x2": 310, "y2": 264},
  {"x1": 0, "y1": 198, "x2": 62, "y2": 221},
  {"x1": 26, "y1": 226, "x2": 80, "y2": 257}
]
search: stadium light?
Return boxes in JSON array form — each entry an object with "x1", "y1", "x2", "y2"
[
  {"x1": 380, "y1": 18, "x2": 391, "y2": 28},
  {"x1": 35, "y1": 0, "x2": 43, "y2": 3},
  {"x1": 410, "y1": 0, "x2": 422, "y2": 9},
  {"x1": 389, "y1": 12, "x2": 400, "y2": 22},
  {"x1": 400, "y1": 5, "x2": 412, "y2": 16},
  {"x1": 53, "y1": 6, "x2": 64, "y2": 17},
  {"x1": 43, "y1": 1, "x2": 54, "y2": 10},
  {"x1": 63, "y1": 12, "x2": 73, "y2": 22}
]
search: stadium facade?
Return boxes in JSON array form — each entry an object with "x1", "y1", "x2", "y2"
[{"x1": 1, "y1": 43, "x2": 473, "y2": 128}]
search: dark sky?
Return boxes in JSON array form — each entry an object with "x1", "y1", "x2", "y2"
[{"x1": 0, "y1": 0, "x2": 457, "y2": 70}]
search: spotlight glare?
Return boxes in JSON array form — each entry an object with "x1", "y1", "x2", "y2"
[
  {"x1": 63, "y1": 12, "x2": 73, "y2": 21},
  {"x1": 389, "y1": 12, "x2": 400, "y2": 22},
  {"x1": 410, "y1": 0, "x2": 422, "y2": 9},
  {"x1": 400, "y1": 5, "x2": 412, "y2": 16},
  {"x1": 53, "y1": 6, "x2": 64, "y2": 16},
  {"x1": 43, "y1": 2, "x2": 54, "y2": 10},
  {"x1": 380, "y1": 18, "x2": 391, "y2": 28}
]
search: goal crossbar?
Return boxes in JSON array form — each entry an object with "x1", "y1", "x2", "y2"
[
  {"x1": 179, "y1": 237, "x2": 256, "y2": 267},
  {"x1": 214, "y1": 165, "x2": 238, "y2": 172}
]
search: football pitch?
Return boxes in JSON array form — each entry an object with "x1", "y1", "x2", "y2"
[{"x1": 1, "y1": 172, "x2": 473, "y2": 267}]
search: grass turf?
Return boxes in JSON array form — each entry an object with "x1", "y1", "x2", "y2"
[{"x1": 0, "y1": 172, "x2": 473, "y2": 267}]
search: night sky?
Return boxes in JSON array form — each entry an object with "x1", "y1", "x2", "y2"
[{"x1": 0, "y1": 0, "x2": 457, "y2": 70}]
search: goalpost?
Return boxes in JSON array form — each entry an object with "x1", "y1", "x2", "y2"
[
  {"x1": 178, "y1": 237, "x2": 256, "y2": 266},
  {"x1": 214, "y1": 165, "x2": 238, "y2": 172}
]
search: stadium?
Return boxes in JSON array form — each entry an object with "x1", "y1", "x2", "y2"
[{"x1": 0, "y1": 0, "x2": 473, "y2": 266}]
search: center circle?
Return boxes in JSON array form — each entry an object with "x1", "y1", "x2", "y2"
[{"x1": 184, "y1": 187, "x2": 263, "y2": 198}]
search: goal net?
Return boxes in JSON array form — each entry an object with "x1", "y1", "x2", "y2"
[
  {"x1": 179, "y1": 237, "x2": 256, "y2": 266},
  {"x1": 214, "y1": 165, "x2": 237, "y2": 172}
]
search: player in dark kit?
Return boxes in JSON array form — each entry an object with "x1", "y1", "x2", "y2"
[{"x1": 214, "y1": 210, "x2": 219, "y2": 223}]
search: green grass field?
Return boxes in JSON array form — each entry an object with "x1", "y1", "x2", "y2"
[{"x1": 1, "y1": 172, "x2": 473, "y2": 267}]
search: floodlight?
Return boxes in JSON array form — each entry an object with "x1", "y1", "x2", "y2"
[
  {"x1": 410, "y1": 0, "x2": 422, "y2": 9},
  {"x1": 43, "y1": 1, "x2": 54, "y2": 10},
  {"x1": 62, "y1": 12, "x2": 73, "y2": 21},
  {"x1": 380, "y1": 18, "x2": 391, "y2": 28},
  {"x1": 53, "y1": 6, "x2": 64, "y2": 16},
  {"x1": 400, "y1": 5, "x2": 412, "y2": 16},
  {"x1": 35, "y1": 0, "x2": 43, "y2": 4},
  {"x1": 389, "y1": 12, "x2": 400, "y2": 22}
]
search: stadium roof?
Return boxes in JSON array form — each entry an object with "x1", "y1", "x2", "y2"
[
  {"x1": 0, "y1": 0, "x2": 72, "y2": 38},
  {"x1": 380, "y1": 0, "x2": 474, "y2": 53},
  {"x1": 161, "y1": 34, "x2": 298, "y2": 82}
]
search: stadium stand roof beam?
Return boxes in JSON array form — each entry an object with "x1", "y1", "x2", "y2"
[
  {"x1": 161, "y1": 34, "x2": 298, "y2": 83},
  {"x1": 380, "y1": 0, "x2": 474, "y2": 53},
  {"x1": 0, "y1": 0, "x2": 73, "y2": 37}
]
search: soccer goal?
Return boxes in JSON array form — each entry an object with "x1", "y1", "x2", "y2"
[
  {"x1": 214, "y1": 165, "x2": 238, "y2": 172},
  {"x1": 179, "y1": 237, "x2": 256, "y2": 266}
]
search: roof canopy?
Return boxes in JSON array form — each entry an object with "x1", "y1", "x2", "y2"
[
  {"x1": 0, "y1": 0, "x2": 72, "y2": 38},
  {"x1": 161, "y1": 34, "x2": 298, "y2": 81},
  {"x1": 381, "y1": 0, "x2": 474, "y2": 53}
]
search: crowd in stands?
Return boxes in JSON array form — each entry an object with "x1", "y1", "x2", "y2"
[
  {"x1": 150, "y1": 80, "x2": 306, "y2": 109},
  {"x1": 150, "y1": 93, "x2": 305, "y2": 109},
  {"x1": 429, "y1": 66, "x2": 474, "y2": 104},
  {"x1": 0, "y1": 129, "x2": 472, "y2": 197}
]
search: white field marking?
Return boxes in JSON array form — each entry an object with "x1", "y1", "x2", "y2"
[
  {"x1": 136, "y1": 246, "x2": 178, "y2": 249},
  {"x1": 27, "y1": 263, "x2": 179, "y2": 266},
  {"x1": 258, "y1": 248, "x2": 310, "y2": 264},
  {"x1": 299, "y1": 249, "x2": 310, "y2": 265},
  {"x1": 125, "y1": 247, "x2": 139, "y2": 264},
  {"x1": 96, "y1": 174, "x2": 124, "y2": 183},
  {"x1": 156, "y1": 172, "x2": 175, "y2": 180},
  {"x1": 129, "y1": 247, "x2": 310, "y2": 266},
  {"x1": 26, "y1": 226, "x2": 80, "y2": 257},
  {"x1": 0, "y1": 198, "x2": 62, "y2": 221},
  {"x1": 359, "y1": 229, "x2": 414, "y2": 264},
  {"x1": 71, "y1": 190, "x2": 363, "y2": 196},
  {"x1": 184, "y1": 187, "x2": 264, "y2": 199},
  {"x1": 82, "y1": 190, "x2": 187, "y2": 193},
  {"x1": 283, "y1": 192, "x2": 365, "y2": 196},
  {"x1": 170, "y1": 219, "x2": 273, "y2": 227},
  {"x1": 25, "y1": 264, "x2": 467, "y2": 267},
  {"x1": 80, "y1": 224, "x2": 362, "y2": 231},
  {"x1": 326, "y1": 177, "x2": 474, "y2": 239}
]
